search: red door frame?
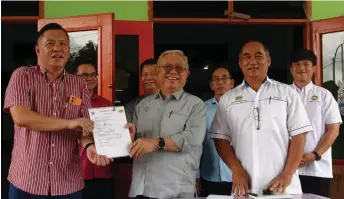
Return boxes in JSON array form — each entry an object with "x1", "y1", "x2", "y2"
[{"x1": 114, "y1": 20, "x2": 154, "y2": 95}]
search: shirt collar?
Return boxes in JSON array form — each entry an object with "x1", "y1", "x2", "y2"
[
  {"x1": 211, "y1": 97, "x2": 217, "y2": 104},
  {"x1": 291, "y1": 81, "x2": 314, "y2": 94},
  {"x1": 155, "y1": 88, "x2": 184, "y2": 101},
  {"x1": 240, "y1": 76, "x2": 275, "y2": 88},
  {"x1": 36, "y1": 65, "x2": 66, "y2": 81}
]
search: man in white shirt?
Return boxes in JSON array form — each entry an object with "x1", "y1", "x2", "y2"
[
  {"x1": 290, "y1": 49, "x2": 342, "y2": 197},
  {"x1": 210, "y1": 41, "x2": 313, "y2": 196}
]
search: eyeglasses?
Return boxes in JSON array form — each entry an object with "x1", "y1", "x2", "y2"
[
  {"x1": 212, "y1": 76, "x2": 232, "y2": 83},
  {"x1": 76, "y1": 73, "x2": 98, "y2": 78},
  {"x1": 253, "y1": 107, "x2": 260, "y2": 130},
  {"x1": 160, "y1": 65, "x2": 188, "y2": 74}
]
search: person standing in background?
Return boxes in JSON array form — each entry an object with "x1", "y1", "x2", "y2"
[
  {"x1": 290, "y1": 49, "x2": 342, "y2": 197},
  {"x1": 125, "y1": 59, "x2": 159, "y2": 123},
  {"x1": 196, "y1": 67, "x2": 234, "y2": 196},
  {"x1": 4, "y1": 23, "x2": 111, "y2": 199},
  {"x1": 211, "y1": 41, "x2": 313, "y2": 196},
  {"x1": 75, "y1": 61, "x2": 115, "y2": 199}
]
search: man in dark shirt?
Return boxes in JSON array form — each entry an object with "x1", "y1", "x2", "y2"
[{"x1": 125, "y1": 58, "x2": 159, "y2": 122}]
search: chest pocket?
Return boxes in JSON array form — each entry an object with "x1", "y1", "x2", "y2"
[
  {"x1": 306, "y1": 100, "x2": 322, "y2": 122},
  {"x1": 64, "y1": 103, "x2": 82, "y2": 120},
  {"x1": 162, "y1": 110, "x2": 188, "y2": 137},
  {"x1": 263, "y1": 99, "x2": 287, "y2": 121}
]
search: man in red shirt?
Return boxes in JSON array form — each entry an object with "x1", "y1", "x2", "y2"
[
  {"x1": 75, "y1": 61, "x2": 114, "y2": 199},
  {"x1": 4, "y1": 23, "x2": 111, "y2": 199}
]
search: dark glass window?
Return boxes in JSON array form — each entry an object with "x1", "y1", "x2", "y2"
[
  {"x1": 153, "y1": 1, "x2": 228, "y2": 18},
  {"x1": 2, "y1": 1, "x2": 40, "y2": 16},
  {"x1": 233, "y1": 1, "x2": 306, "y2": 19},
  {"x1": 114, "y1": 35, "x2": 139, "y2": 106}
]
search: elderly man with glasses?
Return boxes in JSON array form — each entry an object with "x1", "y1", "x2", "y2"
[
  {"x1": 125, "y1": 50, "x2": 206, "y2": 199},
  {"x1": 210, "y1": 41, "x2": 313, "y2": 197}
]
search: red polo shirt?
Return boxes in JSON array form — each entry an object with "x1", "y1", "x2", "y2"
[{"x1": 79, "y1": 94, "x2": 113, "y2": 180}]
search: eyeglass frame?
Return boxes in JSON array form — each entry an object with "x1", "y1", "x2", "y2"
[
  {"x1": 253, "y1": 107, "x2": 260, "y2": 130},
  {"x1": 159, "y1": 64, "x2": 189, "y2": 74},
  {"x1": 212, "y1": 76, "x2": 233, "y2": 83},
  {"x1": 76, "y1": 72, "x2": 98, "y2": 78}
]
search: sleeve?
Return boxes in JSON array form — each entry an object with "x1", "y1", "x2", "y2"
[
  {"x1": 287, "y1": 88, "x2": 313, "y2": 136},
  {"x1": 209, "y1": 97, "x2": 232, "y2": 142},
  {"x1": 196, "y1": 169, "x2": 200, "y2": 178},
  {"x1": 4, "y1": 68, "x2": 31, "y2": 113},
  {"x1": 124, "y1": 99, "x2": 135, "y2": 123},
  {"x1": 324, "y1": 90, "x2": 342, "y2": 125},
  {"x1": 170, "y1": 101, "x2": 206, "y2": 153},
  {"x1": 80, "y1": 80, "x2": 91, "y2": 119}
]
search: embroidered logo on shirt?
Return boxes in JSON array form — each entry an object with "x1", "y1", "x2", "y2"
[
  {"x1": 118, "y1": 109, "x2": 124, "y2": 113},
  {"x1": 235, "y1": 95, "x2": 243, "y2": 101},
  {"x1": 311, "y1": 95, "x2": 318, "y2": 101}
]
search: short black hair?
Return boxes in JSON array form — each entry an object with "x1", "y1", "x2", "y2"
[
  {"x1": 140, "y1": 58, "x2": 157, "y2": 74},
  {"x1": 36, "y1": 23, "x2": 69, "y2": 44},
  {"x1": 209, "y1": 65, "x2": 232, "y2": 82},
  {"x1": 291, "y1": 49, "x2": 316, "y2": 66},
  {"x1": 73, "y1": 58, "x2": 97, "y2": 74},
  {"x1": 239, "y1": 40, "x2": 270, "y2": 58}
]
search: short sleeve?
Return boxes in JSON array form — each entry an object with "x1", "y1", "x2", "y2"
[
  {"x1": 209, "y1": 96, "x2": 232, "y2": 142},
  {"x1": 324, "y1": 90, "x2": 342, "y2": 125},
  {"x1": 4, "y1": 67, "x2": 32, "y2": 113},
  {"x1": 80, "y1": 80, "x2": 91, "y2": 119},
  {"x1": 287, "y1": 88, "x2": 313, "y2": 136}
]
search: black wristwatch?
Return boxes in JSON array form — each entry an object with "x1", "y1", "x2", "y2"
[
  {"x1": 313, "y1": 151, "x2": 321, "y2": 161},
  {"x1": 84, "y1": 142, "x2": 95, "y2": 153},
  {"x1": 158, "y1": 138, "x2": 165, "y2": 150}
]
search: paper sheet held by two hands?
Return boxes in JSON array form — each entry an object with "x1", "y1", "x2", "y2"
[{"x1": 88, "y1": 106, "x2": 132, "y2": 158}]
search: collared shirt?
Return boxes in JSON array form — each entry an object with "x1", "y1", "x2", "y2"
[
  {"x1": 4, "y1": 65, "x2": 91, "y2": 196},
  {"x1": 210, "y1": 77, "x2": 313, "y2": 194},
  {"x1": 128, "y1": 89, "x2": 206, "y2": 199},
  {"x1": 79, "y1": 94, "x2": 113, "y2": 180},
  {"x1": 197, "y1": 97, "x2": 232, "y2": 182},
  {"x1": 291, "y1": 82, "x2": 342, "y2": 178},
  {"x1": 125, "y1": 94, "x2": 148, "y2": 123}
]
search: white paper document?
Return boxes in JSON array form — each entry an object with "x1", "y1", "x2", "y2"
[
  {"x1": 248, "y1": 194, "x2": 293, "y2": 199},
  {"x1": 206, "y1": 194, "x2": 293, "y2": 199},
  {"x1": 88, "y1": 106, "x2": 132, "y2": 158}
]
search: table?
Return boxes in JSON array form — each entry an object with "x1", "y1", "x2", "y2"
[{"x1": 175, "y1": 194, "x2": 329, "y2": 199}]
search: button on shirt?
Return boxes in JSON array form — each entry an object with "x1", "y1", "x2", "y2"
[
  {"x1": 291, "y1": 82, "x2": 342, "y2": 178},
  {"x1": 79, "y1": 94, "x2": 113, "y2": 180},
  {"x1": 129, "y1": 89, "x2": 206, "y2": 199},
  {"x1": 210, "y1": 77, "x2": 313, "y2": 194},
  {"x1": 197, "y1": 97, "x2": 232, "y2": 182},
  {"x1": 4, "y1": 66, "x2": 91, "y2": 195}
]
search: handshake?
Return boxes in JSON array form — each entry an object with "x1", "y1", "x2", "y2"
[{"x1": 66, "y1": 118, "x2": 94, "y2": 136}]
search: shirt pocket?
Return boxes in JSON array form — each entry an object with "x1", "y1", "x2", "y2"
[
  {"x1": 64, "y1": 104, "x2": 82, "y2": 119},
  {"x1": 162, "y1": 111, "x2": 188, "y2": 137},
  {"x1": 306, "y1": 101, "x2": 322, "y2": 123}
]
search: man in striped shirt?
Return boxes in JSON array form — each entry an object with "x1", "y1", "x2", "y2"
[{"x1": 4, "y1": 23, "x2": 111, "y2": 199}]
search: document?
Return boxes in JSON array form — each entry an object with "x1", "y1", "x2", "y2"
[{"x1": 88, "y1": 106, "x2": 132, "y2": 158}]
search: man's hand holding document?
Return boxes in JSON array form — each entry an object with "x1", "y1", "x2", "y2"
[{"x1": 88, "y1": 106, "x2": 132, "y2": 158}]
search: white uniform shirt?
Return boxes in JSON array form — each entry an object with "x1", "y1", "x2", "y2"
[
  {"x1": 291, "y1": 82, "x2": 342, "y2": 178},
  {"x1": 210, "y1": 77, "x2": 313, "y2": 194}
]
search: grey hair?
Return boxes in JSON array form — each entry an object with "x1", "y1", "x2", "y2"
[{"x1": 157, "y1": 50, "x2": 189, "y2": 69}]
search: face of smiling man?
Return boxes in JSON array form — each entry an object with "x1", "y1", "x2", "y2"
[{"x1": 156, "y1": 50, "x2": 190, "y2": 96}]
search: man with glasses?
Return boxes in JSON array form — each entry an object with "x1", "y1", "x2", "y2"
[
  {"x1": 290, "y1": 49, "x2": 342, "y2": 197},
  {"x1": 75, "y1": 61, "x2": 114, "y2": 199},
  {"x1": 196, "y1": 67, "x2": 234, "y2": 197},
  {"x1": 210, "y1": 41, "x2": 313, "y2": 196},
  {"x1": 125, "y1": 50, "x2": 206, "y2": 198},
  {"x1": 125, "y1": 59, "x2": 159, "y2": 123}
]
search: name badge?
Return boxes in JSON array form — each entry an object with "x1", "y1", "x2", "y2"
[{"x1": 69, "y1": 95, "x2": 82, "y2": 105}]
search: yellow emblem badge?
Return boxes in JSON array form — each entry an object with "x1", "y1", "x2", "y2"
[
  {"x1": 235, "y1": 95, "x2": 243, "y2": 101},
  {"x1": 311, "y1": 95, "x2": 318, "y2": 101}
]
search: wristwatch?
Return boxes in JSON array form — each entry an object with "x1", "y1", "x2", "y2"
[
  {"x1": 158, "y1": 138, "x2": 165, "y2": 150},
  {"x1": 313, "y1": 151, "x2": 321, "y2": 161}
]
